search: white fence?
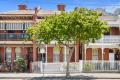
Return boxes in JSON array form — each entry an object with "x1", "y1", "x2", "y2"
[
  {"x1": 32, "y1": 61, "x2": 81, "y2": 73},
  {"x1": 32, "y1": 60, "x2": 120, "y2": 73},
  {"x1": 83, "y1": 60, "x2": 120, "y2": 72}
]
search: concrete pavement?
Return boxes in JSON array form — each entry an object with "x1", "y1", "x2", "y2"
[{"x1": 0, "y1": 73, "x2": 120, "y2": 80}]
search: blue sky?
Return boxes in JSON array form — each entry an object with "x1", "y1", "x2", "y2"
[{"x1": 0, "y1": 0, "x2": 120, "y2": 12}]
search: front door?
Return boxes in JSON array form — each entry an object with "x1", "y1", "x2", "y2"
[
  {"x1": 38, "y1": 48, "x2": 46, "y2": 63},
  {"x1": 27, "y1": 47, "x2": 33, "y2": 70},
  {"x1": 115, "y1": 49, "x2": 120, "y2": 60},
  {"x1": 38, "y1": 53, "x2": 46, "y2": 63}
]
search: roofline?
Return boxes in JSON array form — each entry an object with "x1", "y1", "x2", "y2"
[
  {"x1": 0, "y1": 14, "x2": 33, "y2": 15},
  {"x1": 0, "y1": 14, "x2": 34, "y2": 16}
]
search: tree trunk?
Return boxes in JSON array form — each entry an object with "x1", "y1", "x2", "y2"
[{"x1": 66, "y1": 47, "x2": 75, "y2": 77}]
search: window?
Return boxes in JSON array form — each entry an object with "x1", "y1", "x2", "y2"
[
  {"x1": 53, "y1": 47, "x2": 60, "y2": 62},
  {"x1": 104, "y1": 31, "x2": 110, "y2": 35},
  {"x1": 109, "y1": 49, "x2": 113, "y2": 53},
  {"x1": 0, "y1": 23, "x2": 5, "y2": 30},
  {"x1": 15, "y1": 48, "x2": 21, "y2": 59},
  {"x1": 92, "y1": 48, "x2": 98, "y2": 60},
  {"x1": 5, "y1": 48, "x2": 12, "y2": 63},
  {"x1": 27, "y1": 47, "x2": 33, "y2": 61}
]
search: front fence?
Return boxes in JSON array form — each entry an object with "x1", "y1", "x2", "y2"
[
  {"x1": 83, "y1": 60, "x2": 120, "y2": 72},
  {"x1": 32, "y1": 60, "x2": 120, "y2": 73},
  {"x1": 32, "y1": 61, "x2": 81, "y2": 73}
]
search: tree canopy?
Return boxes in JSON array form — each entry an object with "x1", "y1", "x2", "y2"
[
  {"x1": 27, "y1": 8, "x2": 108, "y2": 46},
  {"x1": 27, "y1": 7, "x2": 109, "y2": 76}
]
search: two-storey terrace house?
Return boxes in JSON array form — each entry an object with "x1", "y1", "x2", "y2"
[
  {"x1": 0, "y1": 4, "x2": 119, "y2": 72},
  {"x1": 0, "y1": 4, "x2": 73, "y2": 71},
  {"x1": 85, "y1": 15, "x2": 120, "y2": 61}
]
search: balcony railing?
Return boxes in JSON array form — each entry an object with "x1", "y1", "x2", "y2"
[
  {"x1": 0, "y1": 33, "x2": 30, "y2": 40},
  {"x1": 96, "y1": 35, "x2": 120, "y2": 43}
]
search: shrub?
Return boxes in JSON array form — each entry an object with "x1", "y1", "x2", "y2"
[
  {"x1": 0, "y1": 63, "x2": 11, "y2": 72},
  {"x1": 84, "y1": 63, "x2": 92, "y2": 72},
  {"x1": 13, "y1": 57, "x2": 27, "y2": 72}
]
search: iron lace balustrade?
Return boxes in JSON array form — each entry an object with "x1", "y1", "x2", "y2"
[
  {"x1": 96, "y1": 35, "x2": 120, "y2": 43},
  {"x1": 0, "y1": 33, "x2": 30, "y2": 41}
]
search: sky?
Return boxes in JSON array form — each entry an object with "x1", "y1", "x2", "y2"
[{"x1": 0, "y1": 0, "x2": 120, "y2": 12}]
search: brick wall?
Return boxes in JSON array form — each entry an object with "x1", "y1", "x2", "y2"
[
  {"x1": 86, "y1": 48, "x2": 92, "y2": 60},
  {"x1": 47, "y1": 47, "x2": 53, "y2": 62}
]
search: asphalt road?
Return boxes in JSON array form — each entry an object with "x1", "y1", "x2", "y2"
[{"x1": 0, "y1": 77, "x2": 120, "y2": 80}]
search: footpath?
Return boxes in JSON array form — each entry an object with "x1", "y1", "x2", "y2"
[{"x1": 0, "y1": 73, "x2": 120, "y2": 79}]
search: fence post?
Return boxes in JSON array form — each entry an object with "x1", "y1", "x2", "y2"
[
  {"x1": 40, "y1": 61, "x2": 43, "y2": 73},
  {"x1": 79, "y1": 60, "x2": 83, "y2": 72}
]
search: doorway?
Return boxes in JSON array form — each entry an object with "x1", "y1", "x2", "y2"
[
  {"x1": 115, "y1": 49, "x2": 120, "y2": 60},
  {"x1": 109, "y1": 49, "x2": 115, "y2": 69},
  {"x1": 27, "y1": 47, "x2": 33, "y2": 70},
  {"x1": 109, "y1": 49, "x2": 114, "y2": 61},
  {"x1": 38, "y1": 53, "x2": 46, "y2": 63},
  {"x1": 38, "y1": 48, "x2": 46, "y2": 63}
]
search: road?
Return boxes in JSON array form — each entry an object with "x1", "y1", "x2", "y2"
[{"x1": 0, "y1": 77, "x2": 120, "y2": 80}]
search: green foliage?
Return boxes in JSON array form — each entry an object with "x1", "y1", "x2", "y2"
[
  {"x1": 27, "y1": 7, "x2": 109, "y2": 77},
  {"x1": 13, "y1": 57, "x2": 27, "y2": 72},
  {"x1": 84, "y1": 63, "x2": 92, "y2": 72},
  {"x1": 27, "y1": 8, "x2": 108, "y2": 45}
]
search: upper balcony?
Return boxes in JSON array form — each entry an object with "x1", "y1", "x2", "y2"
[
  {"x1": 96, "y1": 35, "x2": 120, "y2": 43},
  {"x1": 0, "y1": 33, "x2": 30, "y2": 41}
]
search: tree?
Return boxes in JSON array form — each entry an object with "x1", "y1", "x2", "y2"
[{"x1": 27, "y1": 8, "x2": 108, "y2": 76}]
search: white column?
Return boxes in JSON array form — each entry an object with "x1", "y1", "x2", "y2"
[
  {"x1": 84, "y1": 44, "x2": 86, "y2": 60},
  {"x1": 64, "y1": 46, "x2": 67, "y2": 62},
  {"x1": 102, "y1": 47, "x2": 104, "y2": 60},
  {"x1": 75, "y1": 46, "x2": 77, "y2": 62},
  {"x1": 101, "y1": 37, "x2": 104, "y2": 68},
  {"x1": 45, "y1": 44, "x2": 47, "y2": 63},
  {"x1": 102, "y1": 37, "x2": 104, "y2": 61}
]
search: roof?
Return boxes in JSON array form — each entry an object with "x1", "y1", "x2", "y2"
[
  {"x1": 0, "y1": 10, "x2": 35, "y2": 15},
  {"x1": 99, "y1": 15, "x2": 118, "y2": 21},
  {"x1": 0, "y1": 9, "x2": 61, "y2": 16}
]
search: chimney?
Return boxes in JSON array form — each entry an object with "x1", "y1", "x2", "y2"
[
  {"x1": 57, "y1": 4, "x2": 65, "y2": 11},
  {"x1": 35, "y1": 7, "x2": 40, "y2": 14},
  {"x1": 18, "y1": 4, "x2": 27, "y2": 10}
]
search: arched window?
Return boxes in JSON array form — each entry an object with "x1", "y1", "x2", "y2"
[
  {"x1": 53, "y1": 47, "x2": 60, "y2": 62},
  {"x1": 5, "y1": 47, "x2": 12, "y2": 63},
  {"x1": 15, "y1": 47, "x2": 21, "y2": 59}
]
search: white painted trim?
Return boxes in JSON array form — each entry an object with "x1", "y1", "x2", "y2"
[
  {"x1": 84, "y1": 44, "x2": 86, "y2": 60},
  {"x1": 64, "y1": 46, "x2": 67, "y2": 62},
  {"x1": 75, "y1": 46, "x2": 76, "y2": 62},
  {"x1": 0, "y1": 41, "x2": 33, "y2": 44},
  {"x1": 45, "y1": 44, "x2": 47, "y2": 63}
]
